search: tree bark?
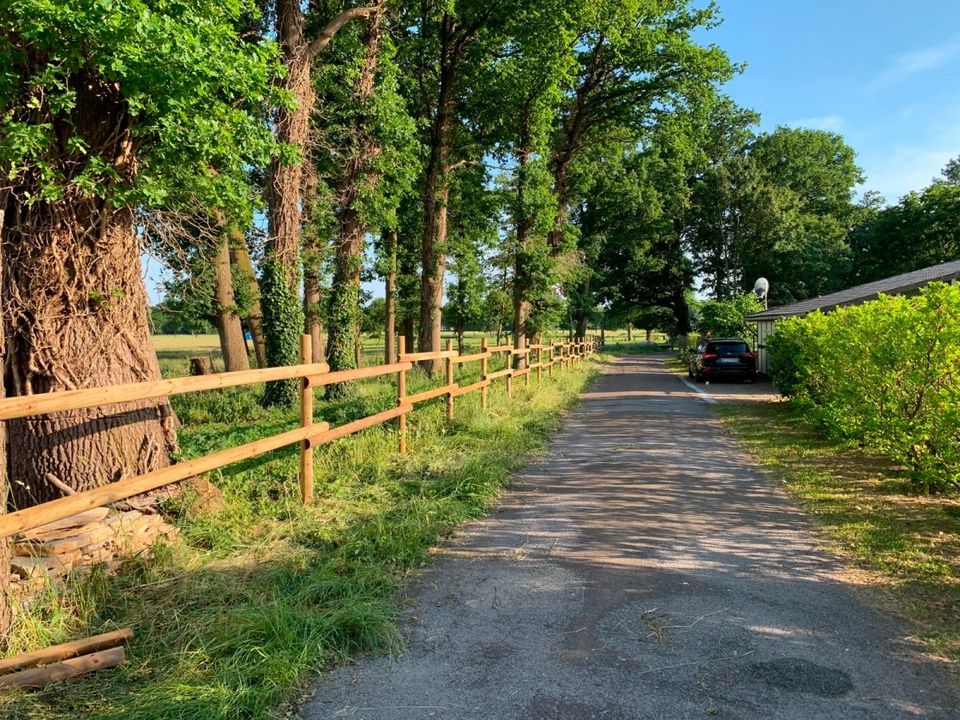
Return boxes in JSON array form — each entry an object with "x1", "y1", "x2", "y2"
[
  {"x1": 325, "y1": 4, "x2": 384, "y2": 397},
  {"x1": 0, "y1": 191, "x2": 11, "y2": 648},
  {"x1": 2, "y1": 203, "x2": 178, "y2": 509},
  {"x1": 384, "y1": 229, "x2": 397, "y2": 364},
  {"x1": 512, "y1": 120, "x2": 533, "y2": 371},
  {"x1": 262, "y1": 0, "x2": 312, "y2": 405},
  {"x1": 418, "y1": 13, "x2": 458, "y2": 376},
  {"x1": 228, "y1": 232, "x2": 267, "y2": 368},
  {"x1": 212, "y1": 235, "x2": 250, "y2": 372},
  {"x1": 263, "y1": 1, "x2": 375, "y2": 404},
  {"x1": 303, "y1": 267, "x2": 324, "y2": 363}
]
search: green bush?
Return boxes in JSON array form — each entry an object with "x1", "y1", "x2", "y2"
[
  {"x1": 767, "y1": 283, "x2": 960, "y2": 492},
  {"x1": 696, "y1": 293, "x2": 764, "y2": 339}
]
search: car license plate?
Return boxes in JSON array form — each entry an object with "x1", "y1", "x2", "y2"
[{"x1": 718, "y1": 358, "x2": 738, "y2": 364}]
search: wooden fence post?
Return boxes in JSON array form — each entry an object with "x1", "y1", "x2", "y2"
[
  {"x1": 536, "y1": 345, "x2": 542, "y2": 383},
  {"x1": 397, "y1": 336, "x2": 407, "y2": 453},
  {"x1": 505, "y1": 351, "x2": 512, "y2": 398},
  {"x1": 299, "y1": 334, "x2": 314, "y2": 505},
  {"x1": 548, "y1": 344, "x2": 553, "y2": 377},
  {"x1": 445, "y1": 339, "x2": 454, "y2": 421},
  {"x1": 480, "y1": 338, "x2": 489, "y2": 410}
]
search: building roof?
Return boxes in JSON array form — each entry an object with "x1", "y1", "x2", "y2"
[{"x1": 745, "y1": 259, "x2": 960, "y2": 321}]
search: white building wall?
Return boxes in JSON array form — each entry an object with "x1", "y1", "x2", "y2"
[{"x1": 753, "y1": 319, "x2": 777, "y2": 374}]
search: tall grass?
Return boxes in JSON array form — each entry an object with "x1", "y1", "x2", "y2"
[{"x1": 1, "y1": 355, "x2": 603, "y2": 720}]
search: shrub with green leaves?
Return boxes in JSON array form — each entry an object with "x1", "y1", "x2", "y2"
[
  {"x1": 767, "y1": 283, "x2": 960, "y2": 492},
  {"x1": 696, "y1": 293, "x2": 763, "y2": 340}
]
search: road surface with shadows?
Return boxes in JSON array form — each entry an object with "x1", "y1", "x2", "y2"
[{"x1": 306, "y1": 355, "x2": 958, "y2": 720}]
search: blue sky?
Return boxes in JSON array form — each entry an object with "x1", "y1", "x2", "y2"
[{"x1": 702, "y1": 0, "x2": 960, "y2": 202}]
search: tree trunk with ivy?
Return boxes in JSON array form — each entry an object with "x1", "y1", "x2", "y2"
[
  {"x1": 324, "y1": 5, "x2": 384, "y2": 398},
  {"x1": 264, "y1": 0, "x2": 376, "y2": 405},
  {"x1": 512, "y1": 119, "x2": 533, "y2": 371},
  {"x1": 417, "y1": 13, "x2": 460, "y2": 377},
  {"x1": 262, "y1": 0, "x2": 311, "y2": 405}
]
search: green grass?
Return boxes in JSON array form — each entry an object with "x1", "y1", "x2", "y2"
[
  {"x1": 1, "y1": 349, "x2": 604, "y2": 720},
  {"x1": 718, "y1": 402, "x2": 960, "y2": 665}
]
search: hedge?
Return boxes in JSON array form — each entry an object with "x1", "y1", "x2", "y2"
[{"x1": 767, "y1": 282, "x2": 960, "y2": 493}]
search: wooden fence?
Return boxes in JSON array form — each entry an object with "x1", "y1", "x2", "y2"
[{"x1": 0, "y1": 336, "x2": 598, "y2": 540}]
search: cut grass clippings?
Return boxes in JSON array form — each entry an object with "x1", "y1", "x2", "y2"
[
  {"x1": 1, "y1": 356, "x2": 604, "y2": 720},
  {"x1": 718, "y1": 402, "x2": 960, "y2": 666}
]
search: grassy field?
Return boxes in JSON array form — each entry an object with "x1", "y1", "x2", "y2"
[
  {"x1": 719, "y1": 402, "x2": 960, "y2": 666},
  {"x1": 150, "y1": 330, "x2": 662, "y2": 377},
  {"x1": 2, "y1": 337, "x2": 605, "y2": 719}
]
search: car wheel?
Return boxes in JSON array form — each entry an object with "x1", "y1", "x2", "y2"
[{"x1": 694, "y1": 370, "x2": 703, "y2": 383}]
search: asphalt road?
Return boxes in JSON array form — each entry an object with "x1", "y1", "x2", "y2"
[{"x1": 305, "y1": 355, "x2": 959, "y2": 720}]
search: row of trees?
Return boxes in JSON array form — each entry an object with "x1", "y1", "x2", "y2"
[
  {"x1": 2, "y1": 0, "x2": 953, "y2": 528},
  {"x1": 0, "y1": 1, "x2": 736, "y2": 507}
]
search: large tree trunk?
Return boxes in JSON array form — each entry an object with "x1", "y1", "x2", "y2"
[
  {"x1": 213, "y1": 235, "x2": 250, "y2": 372},
  {"x1": 418, "y1": 14, "x2": 457, "y2": 376},
  {"x1": 228, "y1": 231, "x2": 267, "y2": 367},
  {"x1": 262, "y1": 0, "x2": 312, "y2": 405},
  {"x1": 325, "y1": 5, "x2": 384, "y2": 397},
  {"x1": 263, "y1": 2, "x2": 376, "y2": 405},
  {"x1": 2, "y1": 202, "x2": 178, "y2": 509},
  {"x1": 0, "y1": 192, "x2": 10, "y2": 647},
  {"x1": 384, "y1": 230, "x2": 397, "y2": 364}
]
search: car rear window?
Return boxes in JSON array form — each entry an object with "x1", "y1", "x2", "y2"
[{"x1": 707, "y1": 341, "x2": 748, "y2": 354}]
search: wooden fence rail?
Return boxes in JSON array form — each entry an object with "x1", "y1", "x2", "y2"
[{"x1": 0, "y1": 335, "x2": 599, "y2": 539}]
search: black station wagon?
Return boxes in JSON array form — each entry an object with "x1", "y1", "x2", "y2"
[{"x1": 687, "y1": 338, "x2": 757, "y2": 383}]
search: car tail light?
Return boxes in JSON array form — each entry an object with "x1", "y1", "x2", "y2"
[
  {"x1": 701, "y1": 353, "x2": 717, "y2": 360},
  {"x1": 741, "y1": 352, "x2": 754, "y2": 359}
]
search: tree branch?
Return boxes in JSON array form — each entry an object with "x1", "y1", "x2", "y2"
[{"x1": 306, "y1": 5, "x2": 379, "y2": 60}]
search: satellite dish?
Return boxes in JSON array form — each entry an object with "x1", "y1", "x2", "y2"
[
  {"x1": 753, "y1": 277, "x2": 770, "y2": 299},
  {"x1": 753, "y1": 277, "x2": 770, "y2": 309}
]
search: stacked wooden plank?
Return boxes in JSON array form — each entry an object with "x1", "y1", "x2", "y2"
[{"x1": 0, "y1": 629, "x2": 131, "y2": 689}]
